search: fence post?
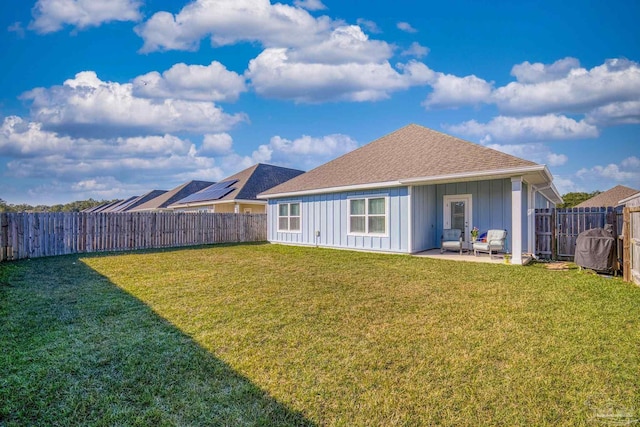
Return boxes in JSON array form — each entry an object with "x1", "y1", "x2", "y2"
[
  {"x1": 623, "y1": 207, "x2": 630, "y2": 282},
  {"x1": 1, "y1": 213, "x2": 8, "y2": 261},
  {"x1": 551, "y1": 208, "x2": 557, "y2": 260}
]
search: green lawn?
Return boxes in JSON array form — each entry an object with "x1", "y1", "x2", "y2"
[{"x1": 1, "y1": 243, "x2": 639, "y2": 426}]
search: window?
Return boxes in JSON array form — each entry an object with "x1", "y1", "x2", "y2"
[
  {"x1": 349, "y1": 197, "x2": 387, "y2": 235},
  {"x1": 278, "y1": 202, "x2": 301, "y2": 232}
]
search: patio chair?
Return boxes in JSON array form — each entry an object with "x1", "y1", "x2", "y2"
[
  {"x1": 473, "y1": 229, "x2": 507, "y2": 259},
  {"x1": 441, "y1": 228, "x2": 463, "y2": 255}
]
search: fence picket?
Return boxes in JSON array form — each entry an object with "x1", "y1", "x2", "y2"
[{"x1": 0, "y1": 212, "x2": 267, "y2": 261}]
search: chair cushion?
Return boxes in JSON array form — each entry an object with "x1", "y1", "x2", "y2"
[
  {"x1": 442, "y1": 228, "x2": 461, "y2": 241},
  {"x1": 442, "y1": 241, "x2": 462, "y2": 250}
]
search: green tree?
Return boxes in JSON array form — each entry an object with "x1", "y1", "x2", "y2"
[{"x1": 557, "y1": 191, "x2": 602, "y2": 208}]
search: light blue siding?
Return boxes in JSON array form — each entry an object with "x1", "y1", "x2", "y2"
[
  {"x1": 411, "y1": 185, "x2": 436, "y2": 252},
  {"x1": 268, "y1": 187, "x2": 410, "y2": 253}
]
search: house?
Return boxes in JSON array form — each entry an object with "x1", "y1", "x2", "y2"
[
  {"x1": 110, "y1": 190, "x2": 168, "y2": 212},
  {"x1": 168, "y1": 163, "x2": 305, "y2": 214},
  {"x1": 618, "y1": 191, "x2": 640, "y2": 208},
  {"x1": 258, "y1": 124, "x2": 562, "y2": 265},
  {"x1": 575, "y1": 185, "x2": 638, "y2": 208},
  {"x1": 129, "y1": 180, "x2": 213, "y2": 212}
]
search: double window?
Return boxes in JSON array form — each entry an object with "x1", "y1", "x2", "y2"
[
  {"x1": 349, "y1": 197, "x2": 387, "y2": 235},
  {"x1": 278, "y1": 202, "x2": 301, "y2": 232}
]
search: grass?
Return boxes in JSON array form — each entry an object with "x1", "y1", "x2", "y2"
[{"x1": 1, "y1": 243, "x2": 639, "y2": 426}]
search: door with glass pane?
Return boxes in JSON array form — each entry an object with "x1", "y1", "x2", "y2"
[{"x1": 443, "y1": 195, "x2": 473, "y2": 249}]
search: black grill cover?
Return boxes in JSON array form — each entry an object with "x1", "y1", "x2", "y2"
[{"x1": 574, "y1": 226, "x2": 616, "y2": 272}]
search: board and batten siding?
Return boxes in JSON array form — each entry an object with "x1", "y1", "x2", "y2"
[
  {"x1": 411, "y1": 178, "x2": 518, "y2": 252},
  {"x1": 267, "y1": 187, "x2": 410, "y2": 253}
]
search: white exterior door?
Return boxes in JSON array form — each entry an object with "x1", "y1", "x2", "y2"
[{"x1": 443, "y1": 194, "x2": 473, "y2": 249}]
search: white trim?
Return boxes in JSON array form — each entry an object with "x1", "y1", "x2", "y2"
[
  {"x1": 407, "y1": 185, "x2": 413, "y2": 253},
  {"x1": 258, "y1": 181, "x2": 403, "y2": 199},
  {"x1": 277, "y1": 201, "x2": 302, "y2": 233},
  {"x1": 618, "y1": 191, "x2": 640, "y2": 206},
  {"x1": 169, "y1": 199, "x2": 266, "y2": 209},
  {"x1": 528, "y1": 183, "x2": 536, "y2": 254},
  {"x1": 443, "y1": 194, "x2": 473, "y2": 249},
  {"x1": 511, "y1": 177, "x2": 523, "y2": 265},
  {"x1": 259, "y1": 165, "x2": 563, "y2": 204},
  {"x1": 347, "y1": 196, "x2": 389, "y2": 237}
]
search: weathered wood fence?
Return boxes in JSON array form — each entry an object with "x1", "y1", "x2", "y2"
[
  {"x1": 623, "y1": 207, "x2": 640, "y2": 284},
  {"x1": 0, "y1": 212, "x2": 267, "y2": 261},
  {"x1": 535, "y1": 207, "x2": 622, "y2": 261}
]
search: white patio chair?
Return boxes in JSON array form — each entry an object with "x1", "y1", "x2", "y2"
[
  {"x1": 441, "y1": 228, "x2": 463, "y2": 255},
  {"x1": 473, "y1": 229, "x2": 507, "y2": 259}
]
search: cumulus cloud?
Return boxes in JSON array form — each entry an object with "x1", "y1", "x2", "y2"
[
  {"x1": 285, "y1": 25, "x2": 393, "y2": 64},
  {"x1": 200, "y1": 133, "x2": 234, "y2": 155},
  {"x1": 247, "y1": 49, "x2": 432, "y2": 102},
  {"x1": 401, "y1": 42, "x2": 429, "y2": 58},
  {"x1": 446, "y1": 114, "x2": 599, "y2": 143},
  {"x1": 135, "y1": 0, "x2": 334, "y2": 52},
  {"x1": 397, "y1": 22, "x2": 417, "y2": 33},
  {"x1": 29, "y1": 0, "x2": 142, "y2": 33},
  {"x1": 252, "y1": 133, "x2": 358, "y2": 169},
  {"x1": 482, "y1": 141, "x2": 568, "y2": 166},
  {"x1": 133, "y1": 61, "x2": 247, "y2": 102},
  {"x1": 21, "y1": 71, "x2": 246, "y2": 137},
  {"x1": 294, "y1": 0, "x2": 327, "y2": 11},
  {"x1": 493, "y1": 58, "x2": 640, "y2": 115},
  {"x1": 585, "y1": 100, "x2": 640, "y2": 126},
  {"x1": 422, "y1": 73, "x2": 493, "y2": 108},
  {"x1": 8, "y1": 22, "x2": 26, "y2": 37},
  {"x1": 576, "y1": 156, "x2": 640, "y2": 184},
  {"x1": 510, "y1": 57, "x2": 580, "y2": 83}
]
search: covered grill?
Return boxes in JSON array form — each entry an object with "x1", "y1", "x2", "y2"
[{"x1": 574, "y1": 225, "x2": 616, "y2": 272}]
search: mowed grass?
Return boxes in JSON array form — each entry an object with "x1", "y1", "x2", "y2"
[{"x1": 1, "y1": 243, "x2": 639, "y2": 426}]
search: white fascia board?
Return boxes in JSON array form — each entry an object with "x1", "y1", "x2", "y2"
[
  {"x1": 618, "y1": 191, "x2": 640, "y2": 206},
  {"x1": 168, "y1": 199, "x2": 266, "y2": 209},
  {"x1": 399, "y1": 165, "x2": 547, "y2": 185},
  {"x1": 257, "y1": 180, "x2": 403, "y2": 199}
]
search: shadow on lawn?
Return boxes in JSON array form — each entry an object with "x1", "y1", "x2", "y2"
[{"x1": 0, "y1": 254, "x2": 315, "y2": 426}]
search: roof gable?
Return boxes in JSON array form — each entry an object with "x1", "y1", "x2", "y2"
[
  {"x1": 575, "y1": 185, "x2": 638, "y2": 208},
  {"x1": 261, "y1": 124, "x2": 538, "y2": 196}
]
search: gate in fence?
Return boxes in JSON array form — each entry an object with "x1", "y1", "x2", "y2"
[
  {"x1": 623, "y1": 207, "x2": 640, "y2": 284},
  {"x1": 534, "y1": 207, "x2": 622, "y2": 261}
]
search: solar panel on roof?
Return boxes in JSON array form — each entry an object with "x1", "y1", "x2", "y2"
[{"x1": 175, "y1": 180, "x2": 238, "y2": 204}]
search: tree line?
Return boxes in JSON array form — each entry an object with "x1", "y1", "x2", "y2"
[{"x1": 0, "y1": 198, "x2": 114, "y2": 213}]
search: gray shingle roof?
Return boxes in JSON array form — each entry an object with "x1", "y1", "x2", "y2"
[
  {"x1": 575, "y1": 185, "x2": 639, "y2": 208},
  {"x1": 260, "y1": 124, "x2": 538, "y2": 196},
  {"x1": 170, "y1": 164, "x2": 304, "y2": 207},
  {"x1": 130, "y1": 181, "x2": 214, "y2": 211}
]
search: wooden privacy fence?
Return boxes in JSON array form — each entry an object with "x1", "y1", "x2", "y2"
[
  {"x1": 0, "y1": 212, "x2": 267, "y2": 261},
  {"x1": 623, "y1": 207, "x2": 640, "y2": 284},
  {"x1": 535, "y1": 207, "x2": 622, "y2": 261}
]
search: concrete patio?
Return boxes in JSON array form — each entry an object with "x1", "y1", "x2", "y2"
[{"x1": 414, "y1": 249, "x2": 528, "y2": 265}]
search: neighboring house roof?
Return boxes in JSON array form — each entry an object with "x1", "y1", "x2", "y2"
[
  {"x1": 169, "y1": 163, "x2": 305, "y2": 208},
  {"x1": 130, "y1": 180, "x2": 214, "y2": 211},
  {"x1": 111, "y1": 190, "x2": 167, "y2": 212},
  {"x1": 99, "y1": 196, "x2": 138, "y2": 213},
  {"x1": 260, "y1": 124, "x2": 560, "y2": 202},
  {"x1": 618, "y1": 191, "x2": 640, "y2": 206},
  {"x1": 575, "y1": 185, "x2": 639, "y2": 208},
  {"x1": 86, "y1": 199, "x2": 122, "y2": 213}
]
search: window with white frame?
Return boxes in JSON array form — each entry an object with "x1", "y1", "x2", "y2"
[
  {"x1": 349, "y1": 197, "x2": 387, "y2": 235},
  {"x1": 278, "y1": 202, "x2": 301, "y2": 232}
]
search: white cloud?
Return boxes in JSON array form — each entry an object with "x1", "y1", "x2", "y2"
[
  {"x1": 22, "y1": 71, "x2": 246, "y2": 137},
  {"x1": 29, "y1": 0, "x2": 142, "y2": 33},
  {"x1": 133, "y1": 61, "x2": 247, "y2": 102},
  {"x1": 200, "y1": 133, "x2": 233, "y2": 155},
  {"x1": 510, "y1": 57, "x2": 580, "y2": 83},
  {"x1": 446, "y1": 114, "x2": 599, "y2": 143},
  {"x1": 252, "y1": 133, "x2": 358, "y2": 169},
  {"x1": 422, "y1": 73, "x2": 493, "y2": 109},
  {"x1": 247, "y1": 49, "x2": 432, "y2": 102},
  {"x1": 585, "y1": 100, "x2": 640, "y2": 126},
  {"x1": 286, "y1": 25, "x2": 393, "y2": 65},
  {"x1": 482, "y1": 142, "x2": 568, "y2": 166},
  {"x1": 576, "y1": 158, "x2": 640, "y2": 183},
  {"x1": 493, "y1": 58, "x2": 640, "y2": 115},
  {"x1": 135, "y1": 0, "x2": 334, "y2": 52},
  {"x1": 294, "y1": 0, "x2": 326, "y2": 11},
  {"x1": 401, "y1": 42, "x2": 429, "y2": 58},
  {"x1": 8, "y1": 22, "x2": 26, "y2": 37},
  {"x1": 553, "y1": 176, "x2": 581, "y2": 194},
  {"x1": 356, "y1": 18, "x2": 381, "y2": 34},
  {"x1": 397, "y1": 22, "x2": 417, "y2": 33}
]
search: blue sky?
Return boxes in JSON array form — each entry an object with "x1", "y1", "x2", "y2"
[{"x1": 1, "y1": 0, "x2": 638, "y2": 205}]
